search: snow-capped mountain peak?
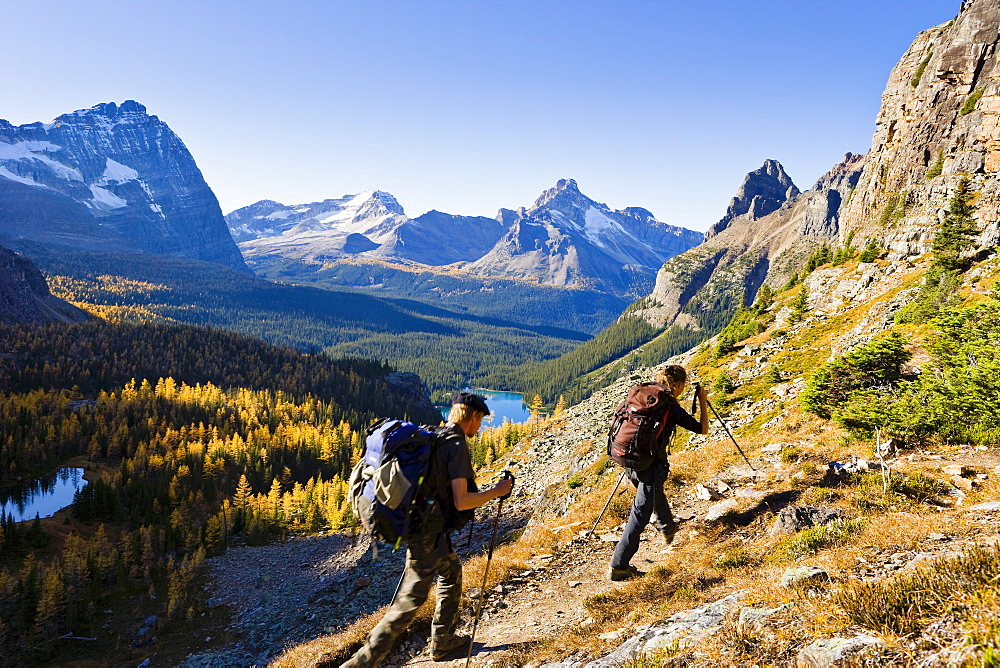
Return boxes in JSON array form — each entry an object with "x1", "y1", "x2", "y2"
[{"x1": 0, "y1": 100, "x2": 246, "y2": 270}]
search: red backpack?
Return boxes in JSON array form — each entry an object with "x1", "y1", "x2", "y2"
[{"x1": 607, "y1": 382, "x2": 674, "y2": 471}]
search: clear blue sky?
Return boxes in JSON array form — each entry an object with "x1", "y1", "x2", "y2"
[{"x1": 2, "y1": 0, "x2": 958, "y2": 231}]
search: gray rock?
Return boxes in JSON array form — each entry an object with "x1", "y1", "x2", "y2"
[
  {"x1": 770, "y1": 505, "x2": 844, "y2": 536},
  {"x1": 969, "y1": 501, "x2": 1000, "y2": 512},
  {"x1": 695, "y1": 483, "x2": 721, "y2": 500},
  {"x1": 796, "y1": 635, "x2": 884, "y2": 667},
  {"x1": 581, "y1": 590, "x2": 748, "y2": 666},
  {"x1": 942, "y1": 464, "x2": 972, "y2": 477},
  {"x1": 704, "y1": 499, "x2": 739, "y2": 522},
  {"x1": 737, "y1": 603, "x2": 793, "y2": 634},
  {"x1": 781, "y1": 566, "x2": 830, "y2": 588}
]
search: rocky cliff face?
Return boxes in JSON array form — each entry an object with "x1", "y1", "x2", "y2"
[
  {"x1": 839, "y1": 0, "x2": 1000, "y2": 258},
  {"x1": 0, "y1": 101, "x2": 246, "y2": 271},
  {"x1": 633, "y1": 154, "x2": 864, "y2": 330},
  {"x1": 0, "y1": 245, "x2": 89, "y2": 324},
  {"x1": 229, "y1": 179, "x2": 703, "y2": 298}
]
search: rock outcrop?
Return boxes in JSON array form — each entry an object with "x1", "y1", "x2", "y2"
[
  {"x1": 837, "y1": 0, "x2": 1000, "y2": 257},
  {"x1": 632, "y1": 154, "x2": 864, "y2": 330},
  {"x1": 0, "y1": 245, "x2": 89, "y2": 324},
  {"x1": 0, "y1": 101, "x2": 247, "y2": 271}
]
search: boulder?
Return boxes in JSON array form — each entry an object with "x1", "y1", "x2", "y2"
[
  {"x1": 781, "y1": 566, "x2": 830, "y2": 588},
  {"x1": 575, "y1": 590, "x2": 748, "y2": 667},
  {"x1": 796, "y1": 635, "x2": 884, "y2": 667},
  {"x1": 770, "y1": 505, "x2": 844, "y2": 536}
]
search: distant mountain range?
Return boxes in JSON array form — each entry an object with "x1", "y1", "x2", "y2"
[
  {"x1": 227, "y1": 178, "x2": 703, "y2": 297},
  {"x1": 0, "y1": 101, "x2": 246, "y2": 271}
]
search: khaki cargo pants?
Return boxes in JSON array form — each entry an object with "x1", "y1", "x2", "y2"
[{"x1": 342, "y1": 532, "x2": 462, "y2": 667}]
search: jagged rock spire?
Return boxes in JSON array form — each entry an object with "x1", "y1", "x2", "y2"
[{"x1": 706, "y1": 160, "x2": 799, "y2": 238}]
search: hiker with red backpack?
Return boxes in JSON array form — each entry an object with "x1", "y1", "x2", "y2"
[
  {"x1": 342, "y1": 393, "x2": 513, "y2": 667},
  {"x1": 607, "y1": 365, "x2": 707, "y2": 581}
]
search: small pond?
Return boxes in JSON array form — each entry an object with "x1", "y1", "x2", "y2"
[
  {"x1": 0, "y1": 467, "x2": 87, "y2": 522},
  {"x1": 438, "y1": 389, "x2": 531, "y2": 426}
]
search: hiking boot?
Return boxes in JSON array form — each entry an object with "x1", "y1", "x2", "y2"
[
  {"x1": 430, "y1": 634, "x2": 471, "y2": 661},
  {"x1": 661, "y1": 521, "x2": 678, "y2": 544},
  {"x1": 608, "y1": 564, "x2": 644, "y2": 581}
]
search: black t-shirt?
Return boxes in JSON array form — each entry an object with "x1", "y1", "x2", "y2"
[
  {"x1": 418, "y1": 423, "x2": 478, "y2": 536},
  {"x1": 655, "y1": 397, "x2": 702, "y2": 459},
  {"x1": 440, "y1": 423, "x2": 477, "y2": 490}
]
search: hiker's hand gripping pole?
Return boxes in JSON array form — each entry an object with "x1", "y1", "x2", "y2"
[
  {"x1": 693, "y1": 382, "x2": 756, "y2": 472},
  {"x1": 466, "y1": 471, "x2": 513, "y2": 668}
]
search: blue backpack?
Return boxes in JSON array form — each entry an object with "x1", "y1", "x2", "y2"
[{"x1": 349, "y1": 419, "x2": 453, "y2": 551}]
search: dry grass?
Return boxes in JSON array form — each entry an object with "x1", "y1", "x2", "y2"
[
  {"x1": 273, "y1": 608, "x2": 389, "y2": 667},
  {"x1": 836, "y1": 542, "x2": 1000, "y2": 636}
]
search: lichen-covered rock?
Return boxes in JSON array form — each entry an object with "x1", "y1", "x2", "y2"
[
  {"x1": 551, "y1": 590, "x2": 748, "y2": 668},
  {"x1": 796, "y1": 635, "x2": 884, "y2": 667},
  {"x1": 781, "y1": 566, "x2": 830, "y2": 588},
  {"x1": 770, "y1": 506, "x2": 844, "y2": 536}
]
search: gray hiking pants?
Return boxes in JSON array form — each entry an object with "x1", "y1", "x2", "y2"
[
  {"x1": 611, "y1": 459, "x2": 674, "y2": 569},
  {"x1": 342, "y1": 532, "x2": 462, "y2": 667}
]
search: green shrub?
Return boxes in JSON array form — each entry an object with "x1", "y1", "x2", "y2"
[
  {"x1": 877, "y1": 191, "x2": 908, "y2": 227},
  {"x1": 773, "y1": 518, "x2": 866, "y2": 560},
  {"x1": 715, "y1": 547, "x2": 753, "y2": 570},
  {"x1": 857, "y1": 237, "x2": 883, "y2": 263},
  {"x1": 800, "y1": 331, "x2": 911, "y2": 420},
  {"x1": 713, "y1": 373, "x2": 736, "y2": 395},
  {"x1": 960, "y1": 87, "x2": 985, "y2": 115},
  {"x1": 787, "y1": 286, "x2": 809, "y2": 324},
  {"x1": 566, "y1": 474, "x2": 584, "y2": 489},
  {"x1": 910, "y1": 50, "x2": 933, "y2": 88},
  {"x1": 780, "y1": 445, "x2": 802, "y2": 463}
]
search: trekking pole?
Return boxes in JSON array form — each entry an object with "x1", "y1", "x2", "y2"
[
  {"x1": 585, "y1": 468, "x2": 627, "y2": 540},
  {"x1": 703, "y1": 394, "x2": 756, "y2": 472},
  {"x1": 465, "y1": 471, "x2": 513, "y2": 668}
]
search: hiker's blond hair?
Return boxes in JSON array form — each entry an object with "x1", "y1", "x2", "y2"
[{"x1": 656, "y1": 365, "x2": 688, "y2": 392}]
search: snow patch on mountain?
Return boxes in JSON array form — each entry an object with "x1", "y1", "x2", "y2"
[
  {"x1": 88, "y1": 185, "x2": 128, "y2": 210},
  {"x1": 99, "y1": 158, "x2": 139, "y2": 184}
]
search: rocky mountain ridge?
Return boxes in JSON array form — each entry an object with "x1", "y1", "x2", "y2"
[
  {"x1": 228, "y1": 178, "x2": 703, "y2": 297},
  {"x1": 0, "y1": 101, "x2": 247, "y2": 271},
  {"x1": 0, "y1": 244, "x2": 89, "y2": 324},
  {"x1": 630, "y1": 153, "x2": 865, "y2": 332}
]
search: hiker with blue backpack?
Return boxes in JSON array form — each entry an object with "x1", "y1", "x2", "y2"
[
  {"x1": 606, "y1": 365, "x2": 708, "y2": 582},
  {"x1": 343, "y1": 393, "x2": 514, "y2": 667}
]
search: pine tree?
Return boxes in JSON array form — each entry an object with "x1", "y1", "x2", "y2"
[
  {"x1": 528, "y1": 394, "x2": 546, "y2": 422},
  {"x1": 931, "y1": 176, "x2": 979, "y2": 272},
  {"x1": 553, "y1": 395, "x2": 568, "y2": 419},
  {"x1": 788, "y1": 286, "x2": 810, "y2": 324}
]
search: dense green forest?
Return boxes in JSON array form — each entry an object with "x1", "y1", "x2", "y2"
[
  {"x1": 0, "y1": 317, "x2": 538, "y2": 663},
  {"x1": 17, "y1": 244, "x2": 584, "y2": 401}
]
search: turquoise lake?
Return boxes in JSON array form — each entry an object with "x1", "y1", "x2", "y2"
[
  {"x1": 0, "y1": 467, "x2": 88, "y2": 522},
  {"x1": 438, "y1": 389, "x2": 530, "y2": 426}
]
